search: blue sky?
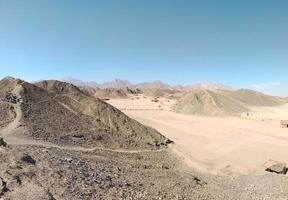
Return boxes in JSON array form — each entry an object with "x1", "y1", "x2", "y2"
[{"x1": 0, "y1": 0, "x2": 288, "y2": 95}]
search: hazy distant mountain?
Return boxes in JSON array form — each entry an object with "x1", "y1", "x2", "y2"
[
  {"x1": 62, "y1": 77, "x2": 100, "y2": 88},
  {"x1": 188, "y1": 83, "x2": 234, "y2": 91},
  {"x1": 171, "y1": 83, "x2": 233, "y2": 91},
  {"x1": 62, "y1": 77, "x2": 233, "y2": 92},
  {"x1": 135, "y1": 81, "x2": 171, "y2": 90},
  {"x1": 101, "y1": 79, "x2": 132, "y2": 89},
  {"x1": 62, "y1": 78, "x2": 132, "y2": 89},
  {"x1": 229, "y1": 89, "x2": 286, "y2": 107}
]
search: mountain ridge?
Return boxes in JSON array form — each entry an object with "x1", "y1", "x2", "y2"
[{"x1": 62, "y1": 77, "x2": 234, "y2": 92}]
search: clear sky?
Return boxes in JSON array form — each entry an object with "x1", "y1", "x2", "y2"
[{"x1": 0, "y1": 0, "x2": 288, "y2": 96}]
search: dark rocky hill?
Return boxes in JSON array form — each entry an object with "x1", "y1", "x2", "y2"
[{"x1": 1, "y1": 78, "x2": 169, "y2": 150}]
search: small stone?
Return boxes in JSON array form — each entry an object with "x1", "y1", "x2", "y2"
[
  {"x1": 65, "y1": 158, "x2": 73, "y2": 163},
  {"x1": 0, "y1": 177, "x2": 8, "y2": 195},
  {"x1": 0, "y1": 138, "x2": 7, "y2": 147},
  {"x1": 265, "y1": 162, "x2": 287, "y2": 174},
  {"x1": 162, "y1": 164, "x2": 170, "y2": 170},
  {"x1": 21, "y1": 154, "x2": 36, "y2": 165}
]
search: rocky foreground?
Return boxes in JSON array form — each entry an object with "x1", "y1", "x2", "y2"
[{"x1": 0, "y1": 77, "x2": 288, "y2": 200}]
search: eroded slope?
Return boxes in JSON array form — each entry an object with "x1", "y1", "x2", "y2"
[
  {"x1": 18, "y1": 80, "x2": 169, "y2": 150},
  {"x1": 173, "y1": 89, "x2": 249, "y2": 116}
]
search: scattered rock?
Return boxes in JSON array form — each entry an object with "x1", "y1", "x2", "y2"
[
  {"x1": 48, "y1": 192, "x2": 56, "y2": 200},
  {"x1": 21, "y1": 154, "x2": 36, "y2": 165},
  {"x1": 0, "y1": 138, "x2": 7, "y2": 147},
  {"x1": 14, "y1": 176, "x2": 22, "y2": 185},
  {"x1": 0, "y1": 178, "x2": 9, "y2": 197},
  {"x1": 162, "y1": 164, "x2": 170, "y2": 170},
  {"x1": 165, "y1": 139, "x2": 174, "y2": 145},
  {"x1": 152, "y1": 98, "x2": 159, "y2": 103},
  {"x1": 65, "y1": 157, "x2": 73, "y2": 163},
  {"x1": 266, "y1": 162, "x2": 287, "y2": 174},
  {"x1": 4, "y1": 92, "x2": 19, "y2": 104},
  {"x1": 72, "y1": 134, "x2": 84, "y2": 139},
  {"x1": 193, "y1": 176, "x2": 206, "y2": 186}
]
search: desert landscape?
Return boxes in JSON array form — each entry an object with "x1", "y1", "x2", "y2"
[
  {"x1": 1, "y1": 1, "x2": 288, "y2": 199},
  {"x1": 1, "y1": 76, "x2": 288, "y2": 199}
]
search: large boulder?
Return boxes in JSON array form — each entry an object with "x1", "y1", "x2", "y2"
[{"x1": 265, "y1": 162, "x2": 287, "y2": 174}]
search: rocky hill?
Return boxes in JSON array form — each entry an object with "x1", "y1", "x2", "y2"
[
  {"x1": 229, "y1": 89, "x2": 286, "y2": 107},
  {"x1": 0, "y1": 77, "x2": 218, "y2": 200},
  {"x1": 173, "y1": 88, "x2": 287, "y2": 116},
  {"x1": 173, "y1": 89, "x2": 249, "y2": 116},
  {"x1": 35, "y1": 80, "x2": 83, "y2": 95},
  {"x1": 1, "y1": 78, "x2": 169, "y2": 150},
  {"x1": 94, "y1": 87, "x2": 142, "y2": 99}
]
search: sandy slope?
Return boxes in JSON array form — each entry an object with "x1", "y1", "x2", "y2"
[{"x1": 109, "y1": 95, "x2": 288, "y2": 175}]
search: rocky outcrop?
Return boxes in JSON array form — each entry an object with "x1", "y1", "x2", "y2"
[{"x1": 266, "y1": 162, "x2": 287, "y2": 174}]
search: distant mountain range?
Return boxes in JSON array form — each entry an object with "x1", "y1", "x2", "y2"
[{"x1": 62, "y1": 77, "x2": 234, "y2": 92}]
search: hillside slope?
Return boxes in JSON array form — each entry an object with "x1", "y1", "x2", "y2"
[
  {"x1": 230, "y1": 89, "x2": 286, "y2": 107},
  {"x1": 173, "y1": 88, "x2": 287, "y2": 116},
  {"x1": 1, "y1": 78, "x2": 169, "y2": 150},
  {"x1": 173, "y1": 89, "x2": 249, "y2": 116}
]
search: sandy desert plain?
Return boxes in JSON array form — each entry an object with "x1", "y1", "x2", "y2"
[{"x1": 108, "y1": 94, "x2": 288, "y2": 176}]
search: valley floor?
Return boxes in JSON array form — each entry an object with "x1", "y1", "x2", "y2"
[{"x1": 108, "y1": 95, "x2": 288, "y2": 176}]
